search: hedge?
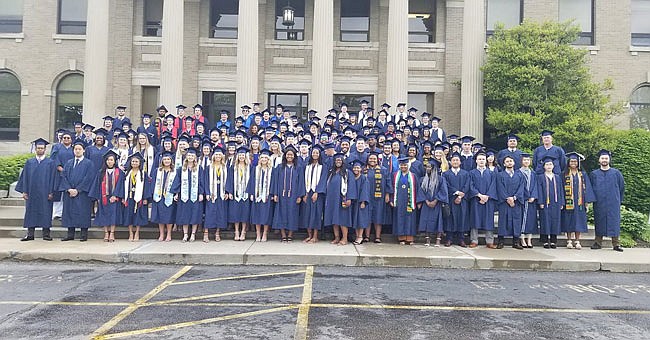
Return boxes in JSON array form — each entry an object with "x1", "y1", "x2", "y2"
[
  {"x1": 588, "y1": 204, "x2": 650, "y2": 247},
  {"x1": 611, "y1": 129, "x2": 650, "y2": 215},
  {"x1": 0, "y1": 154, "x2": 33, "y2": 192}
]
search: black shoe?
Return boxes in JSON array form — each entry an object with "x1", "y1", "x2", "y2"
[
  {"x1": 496, "y1": 242, "x2": 504, "y2": 249},
  {"x1": 591, "y1": 242, "x2": 602, "y2": 250},
  {"x1": 61, "y1": 237, "x2": 74, "y2": 241},
  {"x1": 20, "y1": 235, "x2": 34, "y2": 241},
  {"x1": 543, "y1": 243, "x2": 550, "y2": 249},
  {"x1": 80, "y1": 238, "x2": 87, "y2": 242},
  {"x1": 43, "y1": 236, "x2": 53, "y2": 241},
  {"x1": 613, "y1": 246, "x2": 624, "y2": 252},
  {"x1": 550, "y1": 243, "x2": 557, "y2": 249},
  {"x1": 513, "y1": 243, "x2": 523, "y2": 250}
]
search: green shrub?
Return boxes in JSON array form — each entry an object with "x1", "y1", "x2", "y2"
[
  {"x1": 611, "y1": 129, "x2": 650, "y2": 214},
  {"x1": 0, "y1": 154, "x2": 33, "y2": 191},
  {"x1": 586, "y1": 205, "x2": 650, "y2": 247}
]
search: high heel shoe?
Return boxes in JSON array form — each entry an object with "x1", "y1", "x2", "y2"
[
  {"x1": 240, "y1": 231, "x2": 246, "y2": 241},
  {"x1": 109, "y1": 232, "x2": 115, "y2": 242}
]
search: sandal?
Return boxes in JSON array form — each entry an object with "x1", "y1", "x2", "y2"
[
  {"x1": 203, "y1": 231, "x2": 209, "y2": 243},
  {"x1": 286, "y1": 237, "x2": 293, "y2": 242},
  {"x1": 261, "y1": 233, "x2": 267, "y2": 242},
  {"x1": 353, "y1": 238, "x2": 363, "y2": 245},
  {"x1": 215, "y1": 232, "x2": 221, "y2": 242},
  {"x1": 399, "y1": 241, "x2": 406, "y2": 245},
  {"x1": 338, "y1": 240, "x2": 348, "y2": 245},
  {"x1": 363, "y1": 236, "x2": 370, "y2": 243},
  {"x1": 182, "y1": 233, "x2": 189, "y2": 243},
  {"x1": 103, "y1": 232, "x2": 109, "y2": 242},
  {"x1": 189, "y1": 232, "x2": 196, "y2": 242},
  {"x1": 374, "y1": 238, "x2": 382, "y2": 244},
  {"x1": 281, "y1": 237, "x2": 288, "y2": 243},
  {"x1": 330, "y1": 238, "x2": 341, "y2": 245},
  {"x1": 109, "y1": 232, "x2": 115, "y2": 243},
  {"x1": 424, "y1": 236, "x2": 431, "y2": 247},
  {"x1": 240, "y1": 231, "x2": 246, "y2": 241}
]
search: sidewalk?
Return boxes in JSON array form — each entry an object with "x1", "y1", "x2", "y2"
[{"x1": 1, "y1": 238, "x2": 647, "y2": 272}]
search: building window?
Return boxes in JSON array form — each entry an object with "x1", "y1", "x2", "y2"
[
  {"x1": 340, "y1": 0, "x2": 370, "y2": 42},
  {"x1": 275, "y1": 0, "x2": 305, "y2": 41},
  {"x1": 55, "y1": 73, "x2": 84, "y2": 131},
  {"x1": 141, "y1": 86, "x2": 160, "y2": 115},
  {"x1": 333, "y1": 94, "x2": 374, "y2": 114},
  {"x1": 58, "y1": 0, "x2": 87, "y2": 35},
  {"x1": 268, "y1": 93, "x2": 309, "y2": 121},
  {"x1": 143, "y1": 0, "x2": 163, "y2": 37},
  {"x1": 0, "y1": 0, "x2": 23, "y2": 33},
  {"x1": 558, "y1": 0, "x2": 594, "y2": 45},
  {"x1": 407, "y1": 92, "x2": 434, "y2": 115},
  {"x1": 408, "y1": 0, "x2": 436, "y2": 43},
  {"x1": 632, "y1": 0, "x2": 650, "y2": 46},
  {"x1": 0, "y1": 72, "x2": 20, "y2": 141},
  {"x1": 210, "y1": 0, "x2": 238, "y2": 39},
  {"x1": 486, "y1": 0, "x2": 523, "y2": 36},
  {"x1": 631, "y1": 84, "x2": 650, "y2": 130},
  {"x1": 203, "y1": 91, "x2": 236, "y2": 123}
]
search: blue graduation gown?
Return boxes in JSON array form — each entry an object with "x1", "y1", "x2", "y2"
[
  {"x1": 519, "y1": 169, "x2": 539, "y2": 234},
  {"x1": 248, "y1": 166, "x2": 275, "y2": 226},
  {"x1": 229, "y1": 165, "x2": 253, "y2": 223},
  {"x1": 460, "y1": 154, "x2": 475, "y2": 172},
  {"x1": 391, "y1": 171, "x2": 418, "y2": 236},
  {"x1": 203, "y1": 165, "x2": 233, "y2": 229},
  {"x1": 171, "y1": 167, "x2": 205, "y2": 225},
  {"x1": 351, "y1": 174, "x2": 371, "y2": 230},
  {"x1": 271, "y1": 164, "x2": 305, "y2": 230},
  {"x1": 58, "y1": 158, "x2": 95, "y2": 228},
  {"x1": 121, "y1": 170, "x2": 152, "y2": 227},
  {"x1": 561, "y1": 171, "x2": 595, "y2": 233},
  {"x1": 50, "y1": 144, "x2": 74, "y2": 201},
  {"x1": 89, "y1": 169, "x2": 124, "y2": 227},
  {"x1": 417, "y1": 175, "x2": 449, "y2": 233},
  {"x1": 497, "y1": 149, "x2": 523, "y2": 170},
  {"x1": 85, "y1": 145, "x2": 110, "y2": 176},
  {"x1": 150, "y1": 168, "x2": 177, "y2": 225},
  {"x1": 296, "y1": 155, "x2": 310, "y2": 169},
  {"x1": 468, "y1": 168, "x2": 497, "y2": 231},
  {"x1": 366, "y1": 166, "x2": 393, "y2": 225},
  {"x1": 442, "y1": 169, "x2": 471, "y2": 233},
  {"x1": 137, "y1": 125, "x2": 159, "y2": 146},
  {"x1": 15, "y1": 157, "x2": 56, "y2": 228},
  {"x1": 299, "y1": 163, "x2": 328, "y2": 230},
  {"x1": 496, "y1": 170, "x2": 526, "y2": 237},
  {"x1": 408, "y1": 159, "x2": 425, "y2": 179},
  {"x1": 536, "y1": 174, "x2": 564, "y2": 235},
  {"x1": 323, "y1": 169, "x2": 357, "y2": 228},
  {"x1": 590, "y1": 168, "x2": 625, "y2": 237},
  {"x1": 532, "y1": 145, "x2": 566, "y2": 175}
]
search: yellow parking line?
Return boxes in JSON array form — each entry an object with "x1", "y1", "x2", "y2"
[
  {"x1": 163, "y1": 302, "x2": 292, "y2": 308},
  {"x1": 170, "y1": 269, "x2": 307, "y2": 286},
  {"x1": 91, "y1": 265, "x2": 193, "y2": 339},
  {"x1": 98, "y1": 305, "x2": 299, "y2": 339},
  {"x1": 294, "y1": 266, "x2": 314, "y2": 340},
  {"x1": 145, "y1": 284, "x2": 305, "y2": 306},
  {"x1": 309, "y1": 303, "x2": 650, "y2": 314},
  {"x1": 0, "y1": 301, "x2": 130, "y2": 307}
]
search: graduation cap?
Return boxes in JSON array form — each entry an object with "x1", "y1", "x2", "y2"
[
  {"x1": 276, "y1": 104, "x2": 284, "y2": 109},
  {"x1": 366, "y1": 116, "x2": 377, "y2": 122},
  {"x1": 486, "y1": 149, "x2": 496, "y2": 156},
  {"x1": 449, "y1": 152, "x2": 462, "y2": 160},
  {"x1": 507, "y1": 134, "x2": 520, "y2": 141},
  {"x1": 428, "y1": 158, "x2": 442, "y2": 168},
  {"x1": 460, "y1": 135, "x2": 475, "y2": 144},
  {"x1": 431, "y1": 116, "x2": 442, "y2": 122},
  {"x1": 103, "y1": 150, "x2": 119, "y2": 160},
  {"x1": 597, "y1": 149, "x2": 611, "y2": 157},
  {"x1": 176, "y1": 104, "x2": 187, "y2": 110},
  {"x1": 201, "y1": 139, "x2": 213, "y2": 148},
  {"x1": 142, "y1": 113, "x2": 153, "y2": 119},
  {"x1": 94, "y1": 128, "x2": 109, "y2": 137},
  {"x1": 323, "y1": 142, "x2": 336, "y2": 150},
  {"x1": 73, "y1": 121, "x2": 84, "y2": 127},
  {"x1": 269, "y1": 135, "x2": 282, "y2": 143},
  {"x1": 521, "y1": 152, "x2": 532, "y2": 158},
  {"x1": 434, "y1": 144, "x2": 445, "y2": 151},
  {"x1": 156, "y1": 105, "x2": 168, "y2": 112},
  {"x1": 541, "y1": 155, "x2": 556, "y2": 164},
  {"x1": 116, "y1": 131, "x2": 129, "y2": 140},
  {"x1": 359, "y1": 100, "x2": 369, "y2": 105},
  {"x1": 408, "y1": 107, "x2": 418, "y2": 112},
  {"x1": 160, "y1": 151, "x2": 175, "y2": 159},
  {"x1": 184, "y1": 116, "x2": 195, "y2": 122},
  {"x1": 328, "y1": 108, "x2": 339, "y2": 114},
  {"x1": 356, "y1": 135, "x2": 367, "y2": 142},
  {"x1": 340, "y1": 136, "x2": 352, "y2": 144},
  {"x1": 102, "y1": 115, "x2": 113, "y2": 121},
  {"x1": 212, "y1": 145, "x2": 226, "y2": 155},
  {"x1": 284, "y1": 145, "x2": 298, "y2": 154},
  {"x1": 32, "y1": 138, "x2": 49, "y2": 146},
  {"x1": 252, "y1": 102, "x2": 261, "y2": 106},
  {"x1": 284, "y1": 131, "x2": 296, "y2": 138},
  {"x1": 115, "y1": 105, "x2": 127, "y2": 110},
  {"x1": 259, "y1": 148, "x2": 272, "y2": 156},
  {"x1": 193, "y1": 104, "x2": 203, "y2": 110},
  {"x1": 348, "y1": 111, "x2": 359, "y2": 117},
  {"x1": 186, "y1": 148, "x2": 199, "y2": 156},
  {"x1": 195, "y1": 121, "x2": 206, "y2": 130},
  {"x1": 220, "y1": 110, "x2": 230, "y2": 116},
  {"x1": 343, "y1": 126, "x2": 356, "y2": 134},
  {"x1": 396, "y1": 103, "x2": 406, "y2": 107},
  {"x1": 311, "y1": 144, "x2": 324, "y2": 153},
  {"x1": 441, "y1": 142, "x2": 451, "y2": 149},
  {"x1": 264, "y1": 126, "x2": 276, "y2": 133},
  {"x1": 447, "y1": 134, "x2": 459, "y2": 140},
  {"x1": 250, "y1": 135, "x2": 262, "y2": 142},
  {"x1": 422, "y1": 140, "x2": 434, "y2": 148},
  {"x1": 73, "y1": 139, "x2": 87, "y2": 148},
  {"x1": 421, "y1": 112, "x2": 432, "y2": 118},
  {"x1": 566, "y1": 151, "x2": 585, "y2": 161},
  {"x1": 83, "y1": 123, "x2": 95, "y2": 131},
  {"x1": 127, "y1": 152, "x2": 144, "y2": 165},
  {"x1": 540, "y1": 130, "x2": 554, "y2": 137},
  {"x1": 349, "y1": 159, "x2": 365, "y2": 168},
  {"x1": 122, "y1": 120, "x2": 132, "y2": 128},
  {"x1": 366, "y1": 133, "x2": 377, "y2": 140},
  {"x1": 339, "y1": 102, "x2": 349, "y2": 108},
  {"x1": 235, "y1": 129, "x2": 247, "y2": 137},
  {"x1": 298, "y1": 139, "x2": 311, "y2": 146},
  {"x1": 236, "y1": 146, "x2": 249, "y2": 154},
  {"x1": 381, "y1": 103, "x2": 391, "y2": 108},
  {"x1": 397, "y1": 157, "x2": 410, "y2": 164},
  {"x1": 164, "y1": 114, "x2": 175, "y2": 121},
  {"x1": 474, "y1": 150, "x2": 487, "y2": 158},
  {"x1": 309, "y1": 121, "x2": 321, "y2": 129},
  {"x1": 177, "y1": 134, "x2": 191, "y2": 144},
  {"x1": 241, "y1": 105, "x2": 251, "y2": 110},
  {"x1": 333, "y1": 152, "x2": 346, "y2": 160},
  {"x1": 406, "y1": 143, "x2": 419, "y2": 151}
]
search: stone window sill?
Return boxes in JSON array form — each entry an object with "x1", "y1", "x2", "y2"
[
  {"x1": 0, "y1": 33, "x2": 24, "y2": 42},
  {"x1": 52, "y1": 34, "x2": 86, "y2": 44},
  {"x1": 629, "y1": 46, "x2": 650, "y2": 55}
]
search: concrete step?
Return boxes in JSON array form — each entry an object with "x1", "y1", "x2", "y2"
[{"x1": 0, "y1": 198, "x2": 24, "y2": 206}]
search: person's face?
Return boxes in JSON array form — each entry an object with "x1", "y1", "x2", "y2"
[
  {"x1": 143, "y1": 117, "x2": 151, "y2": 125},
  {"x1": 356, "y1": 140, "x2": 365, "y2": 152},
  {"x1": 166, "y1": 117, "x2": 174, "y2": 125},
  {"x1": 367, "y1": 155, "x2": 378, "y2": 167},
  {"x1": 599, "y1": 155, "x2": 610, "y2": 167},
  {"x1": 138, "y1": 135, "x2": 147, "y2": 145},
  {"x1": 425, "y1": 164, "x2": 433, "y2": 175},
  {"x1": 353, "y1": 165, "x2": 361, "y2": 176},
  {"x1": 542, "y1": 135, "x2": 552, "y2": 145},
  {"x1": 434, "y1": 150, "x2": 443, "y2": 160},
  {"x1": 195, "y1": 108, "x2": 202, "y2": 116},
  {"x1": 431, "y1": 120, "x2": 438, "y2": 129},
  {"x1": 462, "y1": 143, "x2": 471, "y2": 152},
  {"x1": 311, "y1": 148, "x2": 320, "y2": 161},
  {"x1": 95, "y1": 136, "x2": 105, "y2": 146},
  {"x1": 255, "y1": 116, "x2": 262, "y2": 124},
  {"x1": 164, "y1": 141, "x2": 172, "y2": 150},
  {"x1": 237, "y1": 153, "x2": 246, "y2": 162},
  {"x1": 399, "y1": 162, "x2": 408, "y2": 172},
  {"x1": 259, "y1": 155, "x2": 269, "y2": 166},
  {"x1": 62, "y1": 135, "x2": 72, "y2": 146},
  {"x1": 275, "y1": 108, "x2": 283, "y2": 115},
  {"x1": 197, "y1": 125, "x2": 205, "y2": 134},
  {"x1": 422, "y1": 116, "x2": 430, "y2": 124},
  {"x1": 487, "y1": 155, "x2": 495, "y2": 164},
  {"x1": 361, "y1": 103, "x2": 368, "y2": 110},
  {"x1": 202, "y1": 146, "x2": 211, "y2": 156},
  {"x1": 450, "y1": 157, "x2": 461, "y2": 168},
  {"x1": 476, "y1": 155, "x2": 486, "y2": 167},
  {"x1": 504, "y1": 158, "x2": 514, "y2": 169},
  {"x1": 74, "y1": 125, "x2": 82, "y2": 133},
  {"x1": 186, "y1": 153, "x2": 196, "y2": 162},
  {"x1": 325, "y1": 148, "x2": 335, "y2": 156},
  {"x1": 161, "y1": 157, "x2": 172, "y2": 167},
  {"x1": 285, "y1": 151, "x2": 295, "y2": 163},
  {"x1": 263, "y1": 111, "x2": 270, "y2": 119},
  {"x1": 522, "y1": 157, "x2": 531, "y2": 167},
  {"x1": 334, "y1": 157, "x2": 343, "y2": 168},
  {"x1": 408, "y1": 148, "x2": 416, "y2": 158},
  {"x1": 178, "y1": 141, "x2": 189, "y2": 150},
  {"x1": 104, "y1": 120, "x2": 112, "y2": 129},
  {"x1": 543, "y1": 161, "x2": 554, "y2": 172},
  {"x1": 130, "y1": 158, "x2": 141, "y2": 169},
  {"x1": 158, "y1": 110, "x2": 167, "y2": 117},
  {"x1": 508, "y1": 139, "x2": 517, "y2": 148},
  {"x1": 569, "y1": 159, "x2": 579, "y2": 169},
  {"x1": 192, "y1": 140, "x2": 200, "y2": 148},
  {"x1": 106, "y1": 156, "x2": 116, "y2": 168},
  {"x1": 383, "y1": 144, "x2": 391, "y2": 154},
  {"x1": 84, "y1": 129, "x2": 92, "y2": 137},
  {"x1": 251, "y1": 140, "x2": 260, "y2": 150},
  {"x1": 213, "y1": 153, "x2": 223, "y2": 163},
  {"x1": 236, "y1": 135, "x2": 244, "y2": 143},
  {"x1": 221, "y1": 113, "x2": 228, "y2": 121},
  {"x1": 340, "y1": 142, "x2": 350, "y2": 153},
  {"x1": 116, "y1": 109, "x2": 125, "y2": 116},
  {"x1": 35, "y1": 145, "x2": 46, "y2": 157},
  {"x1": 73, "y1": 145, "x2": 84, "y2": 157},
  {"x1": 178, "y1": 108, "x2": 186, "y2": 116},
  {"x1": 118, "y1": 137, "x2": 127, "y2": 147},
  {"x1": 300, "y1": 144, "x2": 309, "y2": 154}
]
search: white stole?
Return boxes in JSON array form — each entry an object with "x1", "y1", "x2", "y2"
[{"x1": 181, "y1": 168, "x2": 199, "y2": 202}]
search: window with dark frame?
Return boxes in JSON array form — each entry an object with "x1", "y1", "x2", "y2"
[
  {"x1": 0, "y1": 0, "x2": 23, "y2": 33},
  {"x1": 340, "y1": 0, "x2": 370, "y2": 42},
  {"x1": 0, "y1": 72, "x2": 21, "y2": 141},
  {"x1": 210, "y1": 0, "x2": 239, "y2": 39},
  {"x1": 486, "y1": 0, "x2": 523, "y2": 37},
  {"x1": 55, "y1": 73, "x2": 84, "y2": 131},
  {"x1": 58, "y1": 0, "x2": 87, "y2": 35},
  {"x1": 143, "y1": 0, "x2": 163, "y2": 37},
  {"x1": 630, "y1": 84, "x2": 650, "y2": 130},
  {"x1": 631, "y1": 0, "x2": 650, "y2": 46},
  {"x1": 275, "y1": 0, "x2": 305, "y2": 41},
  {"x1": 559, "y1": 0, "x2": 594, "y2": 45},
  {"x1": 333, "y1": 94, "x2": 374, "y2": 115},
  {"x1": 202, "y1": 91, "x2": 236, "y2": 124},
  {"x1": 408, "y1": 0, "x2": 436, "y2": 43},
  {"x1": 407, "y1": 92, "x2": 435, "y2": 115},
  {"x1": 268, "y1": 93, "x2": 309, "y2": 122}
]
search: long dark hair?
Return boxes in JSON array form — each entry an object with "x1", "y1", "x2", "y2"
[
  {"x1": 309, "y1": 148, "x2": 322, "y2": 165},
  {"x1": 328, "y1": 156, "x2": 347, "y2": 182},
  {"x1": 101, "y1": 154, "x2": 117, "y2": 175},
  {"x1": 282, "y1": 148, "x2": 296, "y2": 167}
]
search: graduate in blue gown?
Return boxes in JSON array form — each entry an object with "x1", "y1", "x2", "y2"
[
  {"x1": 50, "y1": 131, "x2": 74, "y2": 219},
  {"x1": 89, "y1": 150, "x2": 124, "y2": 242},
  {"x1": 121, "y1": 152, "x2": 151, "y2": 242},
  {"x1": 150, "y1": 151, "x2": 177, "y2": 241},
  {"x1": 417, "y1": 159, "x2": 448, "y2": 246},
  {"x1": 442, "y1": 152, "x2": 471, "y2": 247},
  {"x1": 350, "y1": 159, "x2": 370, "y2": 245},
  {"x1": 58, "y1": 140, "x2": 96, "y2": 241},
  {"x1": 364, "y1": 151, "x2": 392, "y2": 243},
  {"x1": 16, "y1": 138, "x2": 57, "y2": 241},
  {"x1": 390, "y1": 157, "x2": 418, "y2": 245},
  {"x1": 590, "y1": 149, "x2": 625, "y2": 251},
  {"x1": 518, "y1": 153, "x2": 539, "y2": 248},
  {"x1": 497, "y1": 134, "x2": 524, "y2": 171},
  {"x1": 459, "y1": 136, "x2": 476, "y2": 172},
  {"x1": 561, "y1": 152, "x2": 595, "y2": 250},
  {"x1": 84, "y1": 130, "x2": 110, "y2": 175},
  {"x1": 532, "y1": 130, "x2": 566, "y2": 175},
  {"x1": 204, "y1": 146, "x2": 233, "y2": 242},
  {"x1": 230, "y1": 146, "x2": 253, "y2": 241},
  {"x1": 406, "y1": 144, "x2": 425, "y2": 179},
  {"x1": 300, "y1": 145, "x2": 328, "y2": 243},
  {"x1": 536, "y1": 156, "x2": 565, "y2": 249},
  {"x1": 468, "y1": 152, "x2": 498, "y2": 248},
  {"x1": 324, "y1": 153, "x2": 357, "y2": 245},
  {"x1": 248, "y1": 148, "x2": 275, "y2": 242},
  {"x1": 171, "y1": 148, "x2": 205, "y2": 242},
  {"x1": 496, "y1": 155, "x2": 526, "y2": 249},
  {"x1": 271, "y1": 146, "x2": 305, "y2": 242}
]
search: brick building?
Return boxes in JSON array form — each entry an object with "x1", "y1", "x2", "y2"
[{"x1": 0, "y1": 0, "x2": 649, "y2": 153}]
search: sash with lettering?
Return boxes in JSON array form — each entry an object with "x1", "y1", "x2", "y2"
[
  {"x1": 393, "y1": 171, "x2": 416, "y2": 213},
  {"x1": 153, "y1": 169, "x2": 175, "y2": 206},
  {"x1": 181, "y1": 168, "x2": 199, "y2": 202}
]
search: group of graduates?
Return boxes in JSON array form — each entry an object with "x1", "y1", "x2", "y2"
[{"x1": 16, "y1": 101, "x2": 625, "y2": 251}]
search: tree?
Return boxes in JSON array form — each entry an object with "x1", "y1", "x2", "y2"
[{"x1": 482, "y1": 21, "x2": 621, "y2": 157}]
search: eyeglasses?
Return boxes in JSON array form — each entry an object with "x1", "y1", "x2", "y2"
[{"x1": 62, "y1": 137, "x2": 71, "y2": 139}]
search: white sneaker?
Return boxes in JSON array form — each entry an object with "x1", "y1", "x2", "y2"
[
  {"x1": 574, "y1": 241, "x2": 582, "y2": 250},
  {"x1": 566, "y1": 240, "x2": 574, "y2": 249}
]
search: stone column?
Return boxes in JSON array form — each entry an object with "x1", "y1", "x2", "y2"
[
  {"x1": 82, "y1": 0, "x2": 110, "y2": 126},
  {"x1": 460, "y1": 0, "x2": 485, "y2": 141},
  {"x1": 385, "y1": 0, "x2": 409, "y2": 107},
  {"x1": 236, "y1": 0, "x2": 259, "y2": 109},
  {"x1": 310, "y1": 0, "x2": 334, "y2": 115},
  {"x1": 160, "y1": 0, "x2": 184, "y2": 109}
]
